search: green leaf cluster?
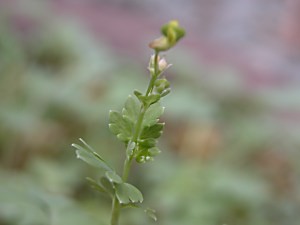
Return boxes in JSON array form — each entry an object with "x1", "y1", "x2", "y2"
[
  {"x1": 72, "y1": 139, "x2": 143, "y2": 202},
  {"x1": 109, "y1": 94, "x2": 165, "y2": 163},
  {"x1": 86, "y1": 171, "x2": 143, "y2": 205},
  {"x1": 108, "y1": 96, "x2": 138, "y2": 143},
  {"x1": 72, "y1": 138, "x2": 112, "y2": 171},
  {"x1": 135, "y1": 102, "x2": 164, "y2": 163},
  {"x1": 71, "y1": 139, "x2": 156, "y2": 221}
]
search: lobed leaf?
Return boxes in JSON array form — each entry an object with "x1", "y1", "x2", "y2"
[
  {"x1": 116, "y1": 133, "x2": 130, "y2": 142},
  {"x1": 138, "y1": 138, "x2": 157, "y2": 149},
  {"x1": 105, "y1": 171, "x2": 123, "y2": 184},
  {"x1": 136, "y1": 155, "x2": 152, "y2": 163},
  {"x1": 86, "y1": 177, "x2": 107, "y2": 193},
  {"x1": 135, "y1": 149, "x2": 153, "y2": 163},
  {"x1": 120, "y1": 203, "x2": 158, "y2": 222},
  {"x1": 160, "y1": 88, "x2": 171, "y2": 97},
  {"x1": 134, "y1": 90, "x2": 143, "y2": 98},
  {"x1": 109, "y1": 110, "x2": 133, "y2": 142},
  {"x1": 140, "y1": 123, "x2": 164, "y2": 139},
  {"x1": 100, "y1": 177, "x2": 115, "y2": 195},
  {"x1": 135, "y1": 146, "x2": 161, "y2": 163},
  {"x1": 144, "y1": 208, "x2": 157, "y2": 222},
  {"x1": 123, "y1": 95, "x2": 140, "y2": 122},
  {"x1": 136, "y1": 94, "x2": 161, "y2": 107},
  {"x1": 78, "y1": 138, "x2": 95, "y2": 153},
  {"x1": 115, "y1": 183, "x2": 143, "y2": 204},
  {"x1": 72, "y1": 142, "x2": 112, "y2": 171},
  {"x1": 108, "y1": 124, "x2": 121, "y2": 136},
  {"x1": 148, "y1": 147, "x2": 161, "y2": 157},
  {"x1": 143, "y1": 102, "x2": 164, "y2": 127}
]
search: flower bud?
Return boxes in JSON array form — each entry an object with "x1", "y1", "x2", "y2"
[
  {"x1": 148, "y1": 55, "x2": 170, "y2": 74},
  {"x1": 158, "y1": 57, "x2": 168, "y2": 71},
  {"x1": 149, "y1": 20, "x2": 185, "y2": 52},
  {"x1": 155, "y1": 78, "x2": 170, "y2": 94},
  {"x1": 161, "y1": 20, "x2": 185, "y2": 43},
  {"x1": 149, "y1": 36, "x2": 170, "y2": 52}
]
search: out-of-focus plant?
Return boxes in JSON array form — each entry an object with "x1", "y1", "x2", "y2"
[{"x1": 72, "y1": 20, "x2": 185, "y2": 225}]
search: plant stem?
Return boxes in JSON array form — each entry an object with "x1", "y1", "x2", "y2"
[
  {"x1": 146, "y1": 51, "x2": 159, "y2": 96},
  {"x1": 110, "y1": 51, "x2": 160, "y2": 225},
  {"x1": 110, "y1": 158, "x2": 132, "y2": 225},
  {"x1": 110, "y1": 196, "x2": 120, "y2": 225},
  {"x1": 122, "y1": 157, "x2": 132, "y2": 181}
]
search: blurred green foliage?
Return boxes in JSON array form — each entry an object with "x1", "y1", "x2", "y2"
[{"x1": 1, "y1": 4, "x2": 300, "y2": 225}]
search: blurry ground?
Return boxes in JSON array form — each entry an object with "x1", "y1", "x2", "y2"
[{"x1": 1, "y1": 1, "x2": 300, "y2": 225}]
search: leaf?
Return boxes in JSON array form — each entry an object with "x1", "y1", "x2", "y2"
[
  {"x1": 122, "y1": 95, "x2": 140, "y2": 122},
  {"x1": 148, "y1": 147, "x2": 161, "y2": 157},
  {"x1": 116, "y1": 133, "x2": 128, "y2": 142},
  {"x1": 115, "y1": 184, "x2": 130, "y2": 204},
  {"x1": 109, "y1": 110, "x2": 133, "y2": 142},
  {"x1": 135, "y1": 148, "x2": 154, "y2": 163},
  {"x1": 146, "y1": 94, "x2": 161, "y2": 106},
  {"x1": 86, "y1": 177, "x2": 107, "y2": 193},
  {"x1": 135, "y1": 146, "x2": 161, "y2": 163},
  {"x1": 140, "y1": 123, "x2": 164, "y2": 139},
  {"x1": 120, "y1": 203, "x2": 158, "y2": 222},
  {"x1": 139, "y1": 138, "x2": 157, "y2": 149},
  {"x1": 72, "y1": 142, "x2": 112, "y2": 171},
  {"x1": 134, "y1": 90, "x2": 143, "y2": 98},
  {"x1": 108, "y1": 124, "x2": 121, "y2": 136},
  {"x1": 105, "y1": 171, "x2": 123, "y2": 184},
  {"x1": 136, "y1": 155, "x2": 152, "y2": 163},
  {"x1": 100, "y1": 177, "x2": 115, "y2": 195},
  {"x1": 136, "y1": 94, "x2": 161, "y2": 107},
  {"x1": 160, "y1": 88, "x2": 171, "y2": 97},
  {"x1": 143, "y1": 102, "x2": 164, "y2": 127},
  {"x1": 74, "y1": 148, "x2": 108, "y2": 170},
  {"x1": 121, "y1": 203, "x2": 139, "y2": 209},
  {"x1": 109, "y1": 111, "x2": 132, "y2": 136},
  {"x1": 78, "y1": 138, "x2": 95, "y2": 153},
  {"x1": 144, "y1": 208, "x2": 157, "y2": 221},
  {"x1": 115, "y1": 183, "x2": 143, "y2": 204}
]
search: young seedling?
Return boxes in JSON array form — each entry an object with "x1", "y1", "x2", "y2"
[{"x1": 72, "y1": 20, "x2": 185, "y2": 225}]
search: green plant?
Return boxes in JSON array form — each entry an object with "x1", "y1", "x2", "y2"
[{"x1": 72, "y1": 20, "x2": 185, "y2": 225}]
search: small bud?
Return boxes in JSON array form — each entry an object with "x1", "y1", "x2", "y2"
[
  {"x1": 155, "y1": 78, "x2": 170, "y2": 94},
  {"x1": 149, "y1": 36, "x2": 170, "y2": 51},
  {"x1": 136, "y1": 155, "x2": 146, "y2": 163},
  {"x1": 158, "y1": 57, "x2": 168, "y2": 71},
  {"x1": 148, "y1": 55, "x2": 171, "y2": 74},
  {"x1": 160, "y1": 88, "x2": 171, "y2": 97},
  {"x1": 149, "y1": 20, "x2": 185, "y2": 52},
  {"x1": 161, "y1": 20, "x2": 185, "y2": 43}
]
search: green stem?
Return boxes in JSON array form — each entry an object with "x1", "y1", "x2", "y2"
[
  {"x1": 132, "y1": 50, "x2": 160, "y2": 145},
  {"x1": 132, "y1": 107, "x2": 146, "y2": 142},
  {"x1": 110, "y1": 51, "x2": 160, "y2": 225},
  {"x1": 110, "y1": 158, "x2": 132, "y2": 225},
  {"x1": 146, "y1": 51, "x2": 159, "y2": 96},
  {"x1": 122, "y1": 157, "x2": 132, "y2": 181},
  {"x1": 110, "y1": 196, "x2": 120, "y2": 225}
]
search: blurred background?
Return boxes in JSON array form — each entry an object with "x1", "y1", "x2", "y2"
[{"x1": 1, "y1": 0, "x2": 300, "y2": 225}]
